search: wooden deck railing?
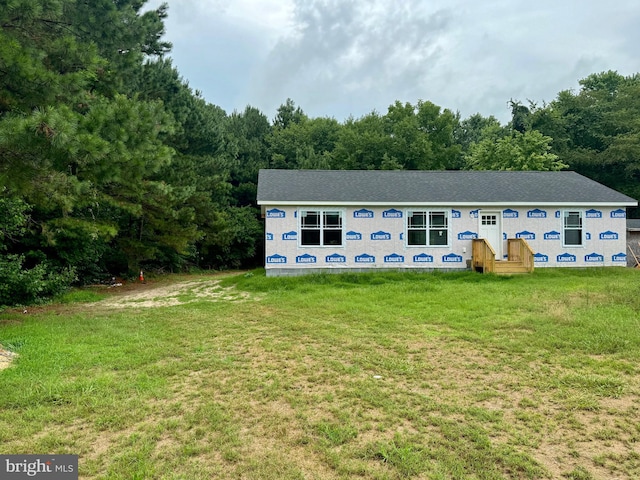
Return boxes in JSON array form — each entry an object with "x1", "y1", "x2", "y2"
[
  {"x1": 472, "y1": 238, "x2": 534, "y2": 274},
  {"x1": 506, "y1": 238, "x2": 535, "y2": 272},
  {"x1": 472, "y1": 238, "x2": 496, "y2": 273}
]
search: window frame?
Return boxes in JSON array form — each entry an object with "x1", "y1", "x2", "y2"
[
  {"x1": 298, "y1": 209, "x2": 344, "y2": 248},
  {"x1": 563, "y1": 210, "x2": 583, "y2": 247},
  {"x1": 480, "y1": 213, "x2": 498, "y2": 227},
  {"x1": 406, "y1": 209, "x2": 450, "y2": 247}
]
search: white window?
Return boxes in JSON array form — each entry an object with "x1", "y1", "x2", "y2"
[
  {"x1": 407, "y1": 210, "x2": 449, "y2": 246},
  {"x1": 300, "y1": 210, "x2": 343, "y2": 246},
  {"x1": 563, "y1": 211, "x2": 583, "y2": 246}
]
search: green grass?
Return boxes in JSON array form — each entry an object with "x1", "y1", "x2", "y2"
[
  {"x1": 54, "y1": 288, "x2": 108, "y2": 304},
  {"x1": 1, "y1": 268, "x2": 640, "y2": 479}
]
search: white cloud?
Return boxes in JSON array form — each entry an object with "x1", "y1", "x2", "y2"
[
  {"x1": 248, "y1": 0, "x2": 455, "y2": 118},
  {"x1": 224, "y1": 0, "x2": 295, "y2": 37},
  {"x1": 146, "y1": 0, "x2": 295, "y2": 47},
  {"x1": 145, "y1": 0, "x2": 640, "y2": 122}
]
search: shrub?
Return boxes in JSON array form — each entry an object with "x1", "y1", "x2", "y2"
[{"x1": 0, "y1": 254, "x2": 77, "y2": 306}]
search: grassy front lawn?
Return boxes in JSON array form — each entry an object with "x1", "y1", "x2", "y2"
[{"x1": 1, "y1": 268, "x2": 640, "y2": 479}]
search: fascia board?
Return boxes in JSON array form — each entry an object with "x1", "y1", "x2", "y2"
[{"x1": 258, "y1": 201, "x2": 637, "y2": 207}]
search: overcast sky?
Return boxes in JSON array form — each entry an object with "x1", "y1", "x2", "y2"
[{"x1": 145, "y1": 0, "x2": 640, "y2": 123}]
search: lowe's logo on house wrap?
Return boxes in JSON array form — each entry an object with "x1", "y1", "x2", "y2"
[
  {"x1": 527, "y1": 209, "x2": 547, "y2": 218},
  {"x1": 611, "y1": 209, "x2": 626, "y2": 218},
  {"x1": 384, "y1": 253, "x2": 404, "y2": 263},
  {"x1": 585, "y1": 209, "x2": 602, "y2": 218},
  {"x1": 282, "y1": 231, "x2": 297, "y2": 241},
  {"x1": 555, "y1": 210, "x2": 561, "y2": 218},
  {"x1": 383, "y1": 209, "x2": 403, "y2": 218},
  {"x1": 326, "y1": 253, "x2": 346, "y2": 263},
  {"x1": 544, "y1": 230, "x2": 561, "y2": 240},
  {"x1": 267, "y1": 254, "x2": 287, "y2": 264},
  {"x1": 371, "y1": 231, "x2": 391, "y2": 240},
  {"x1": 296, "y1": 254, "x2": 317, "y2": 264},
  {"x1": 534, "y1": 253, "x2": 549, "y2": 263},
  {"x1": 451, "y1": 210, "x2": 461, "y2": 218},
  {"x1": 503, "y1": 209, "x2": 519, "y2": 218},
  {"x1": 442, "y1": 253, "x2": 463, "y2": 263},
  {"x1": 457, "y1": 231, "x2": 478, "y2": 240},
  {"x1": 346, "y1": 231, "x2": 362, "y2": 240},
  {"x1": 613, "y1": 252, "x2": 627, "y2": 262},
  {"x1": 413, "y1": 253, "x2": 434, "y2": 263},
  {"x1": 355, "y1": 254, "x2": 375, "y2": 263},
  {"x1": 516, "y1": 230, "x2": 535, "y2": 240},
  {"x1": 470, "y1": 209, "x2": 479, "y2": 218},
  {"x1": 584, "y1": 253, "x2": 604, "y2": 263},
  {"x1": 265, "y1": 233, "x2": 274, "y2": 241},
  {"x1": 557, "y1": 253, "x2": 576, "y2": 263},
  {"x1": 599, "y1": 230, "x2": 619, "y2": 240},
  {"x1": 354, "y1": 209, "x2": 374, "y2": 218},
  {"x1": 266, "y1": 208, "x2": 285, "y2": 218}
]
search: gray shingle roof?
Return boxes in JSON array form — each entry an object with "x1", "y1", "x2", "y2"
[{"x1": 257, "y1": 169, "x2": 637, "y2": 206}]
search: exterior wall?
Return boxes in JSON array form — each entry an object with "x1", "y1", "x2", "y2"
[
  {"x1": 500, "y1": 206, "x2": 627, "y2": 268},
  {"x1": 628, "y1": 230, "x2": 640, "y2": 267},
  {"x1": 263, "y1": 206, "x2": 629, "y2": 275}
]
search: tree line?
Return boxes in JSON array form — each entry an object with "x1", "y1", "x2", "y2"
[{"x1": 1, "y1": 1, "x2": 639, "y2": 305}]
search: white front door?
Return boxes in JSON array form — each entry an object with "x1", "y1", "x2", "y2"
[{"x1": 479, "y1": 212, "x2": 502, "y2": 259}]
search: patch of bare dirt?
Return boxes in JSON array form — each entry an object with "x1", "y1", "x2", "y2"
[
  {"x1": 0, "y1": 345, "x2": 17, "y2": 370},
  {"x1": 94, "y1": 275, "x2": 259, "y2": 309}
]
